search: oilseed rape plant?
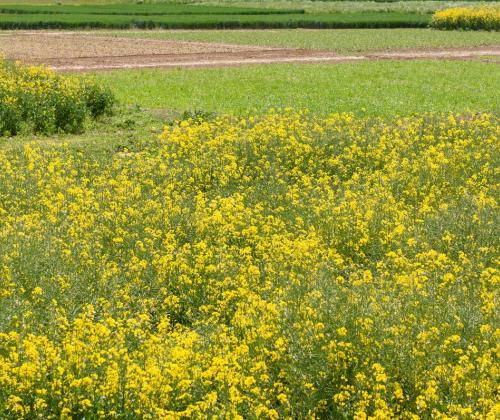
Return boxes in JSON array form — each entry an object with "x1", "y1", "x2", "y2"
[
  {"x1": 432, "y1": 6, "x2": 500, "y2": 31},
  {"x1": 0, "y1": 59, "x2": 114, "y2": 136},
  {"x1": 0, "y1": 110, "x2": 499, "y2": 418}
]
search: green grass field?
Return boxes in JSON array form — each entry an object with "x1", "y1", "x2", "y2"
[
  {"x1": 93, "y1": 60, "x2": 499, "y2": 117},
  {"x1": 107, "y1": 28, "x2": 500, "y2": 53}
]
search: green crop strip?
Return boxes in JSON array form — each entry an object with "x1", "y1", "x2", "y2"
[{"x1": 0, "y1": 11, "x2": 430, "y2": 29}]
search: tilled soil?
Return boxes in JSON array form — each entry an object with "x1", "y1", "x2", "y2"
[
  {"x1": 0, "y1": 32, "x2": 269, "y2": 60},
  {"x1": 0, "y1": 31, "x2": 499, "y2": 71}
]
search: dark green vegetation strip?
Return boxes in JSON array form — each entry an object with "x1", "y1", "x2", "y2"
[
  {"x1": 93, "y1": 60, "x2": 499, "y2": 117},
  {"x1": 0, "y1": 11, "x2": 430, "y2": 29},
  {"x1": 0, "y1": 4, "x2": 304, "y2": 16}
]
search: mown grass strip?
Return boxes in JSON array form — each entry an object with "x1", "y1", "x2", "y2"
[{"x1": 0, "y1": 12, "x2": 430, "y2": 29}]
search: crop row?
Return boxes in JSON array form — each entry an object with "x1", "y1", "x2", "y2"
[{"x1": 0, "y1": 12, "x2": 430, "y2": 29}]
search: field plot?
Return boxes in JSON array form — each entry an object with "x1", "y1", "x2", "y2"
[
  {"x1": 0, "y1": 32, "x2": 270, "y2": 60},
  {"x1": 0, "y1": 32, "x2": 499, "y2": 71},
  {"x1": 0, "y1": 32, "x2": 343, "y2": 70}
]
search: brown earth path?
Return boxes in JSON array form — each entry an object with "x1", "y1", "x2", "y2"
[{"x1": 0, "y1": 32, "x2": 498, "y2": 71}]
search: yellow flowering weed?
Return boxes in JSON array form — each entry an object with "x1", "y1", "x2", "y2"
[
  {"x1": 0, "y1": 59, "x2": 113, "y2": 136},
  {"x1": 432, "y1": 6, "x2": 500, "y2": 31},
  {"x1": 0, "y1": 111, "x2": 498, "y2": 418}
]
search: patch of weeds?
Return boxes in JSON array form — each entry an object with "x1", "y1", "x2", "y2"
[{"x1": 180, "y1": 109, "x2": 217, "y2": 123}]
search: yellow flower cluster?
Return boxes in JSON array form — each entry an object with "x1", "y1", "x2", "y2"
[
  {"x1": 0, "y1": 111, "x2": 498, "y2": 418},
  {"x1": 0, "y1": 59, "x2": 113, "y2": 136},
  {"x1": 432, "y1": 6, "x2": 500, "y2": 31}
]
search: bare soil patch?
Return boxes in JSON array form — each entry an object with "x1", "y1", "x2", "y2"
[
  {"x1": 0, "y1": 32, "x2": 269, "y2": 60},
  {"x1": 0, "y1": 32, "x2": 498, "y2": 71}
]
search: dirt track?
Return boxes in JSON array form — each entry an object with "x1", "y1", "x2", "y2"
[{"x1": 0, "y1": 32, "x2": 499, "y2": 71}]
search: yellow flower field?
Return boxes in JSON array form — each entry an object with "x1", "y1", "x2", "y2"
[
  {"x1": 0, "y1": 111, "x2": 498, "y2": 418},
  {"x1": 432, "y1": 6, "x2": 500, "y2": 31}
]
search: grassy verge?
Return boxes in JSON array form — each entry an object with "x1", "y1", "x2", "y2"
[
  {"x1": 93, "y1": 60, "x2": 499, "y2": 116},
  {"x1": 0, "y1": 11, "x2": 431, "y2": 29},
  {"x1": 105, "y1": 28, "x2": 500, "y2": 53}
]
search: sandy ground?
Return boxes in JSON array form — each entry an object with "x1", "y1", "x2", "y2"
[{"x1": 0, "y1": 32, "x2": 499, "y2": 71}]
